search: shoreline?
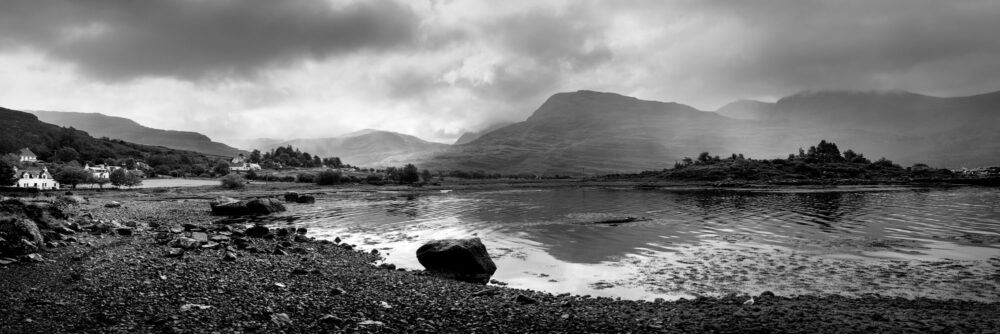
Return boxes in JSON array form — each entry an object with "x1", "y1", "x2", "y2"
[{"x1": 2, "y1": 188, "x2": 999, "y2": 332}]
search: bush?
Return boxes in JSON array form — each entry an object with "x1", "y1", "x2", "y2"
[
  {"x1": 296, "y1": 173, "x2": 315, "y2": 183},
  {"x1": 316, "y1": 169, "x2": 341, "y2": 185},
  {"x1": 220, "y1": 174, "x2": 246, "y2": 190}
]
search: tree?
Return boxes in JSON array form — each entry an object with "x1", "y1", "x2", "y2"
[
  {"x1": 316, "y1": 169, "x2": 342, "y2": 185},
  {"x1": 421, "y1": 169, "x2": 433, "y2": 182},
  {"x1": 220, "y1": 174, "x2": 246, "y2": 190},
  {"x1": 697, "y1": 152, "x2": 712, "y2": 164},
  {"x1": 249, "y1": 149, "x2": 261, "y2": 163},
  {"x1": 109, "y1": 169, "x2": 142, "y2": 188},
  {"x1": 213, "y1": 161, "x2": 230, "y2": 176},
  {"x1": 54, "y1": 147, "x2": 80, "y2": 163},
  {"x1": 55, "y1": 166, "x2": 92, "y2": 189},
  {"x1": 0, "y1": 159, "x2": 16, "y2": 186},
  {"x1": 93, "y1": 176, "x2": 110, "y2": 189},
  {"x1": 400, "y1": 164, "x2": 420, "y2": 184}
]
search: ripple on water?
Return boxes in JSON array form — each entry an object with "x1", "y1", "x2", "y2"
[{"x1": 256, "y1": 186, "x2": 1000, "y2": 301}]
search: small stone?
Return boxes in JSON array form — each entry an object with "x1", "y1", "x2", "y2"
[
  {"x1": 280, "y1": 241, "x2": 293, "y2": 248},
  {"x1": 331, "y1": 287, "x2": 346, "y2": 296},
  {"x1": 290, "y1": 268, "x2": 309, "y2": 275},
  {"x1": 760, "y1": 291, "x2": 776, "y2": 298},
  {"x1": 190, "y1": 232, "x2": 209, "y2": 242},
  {"x1": 182, "y1": 223, "x2": 199, "y2": 231},
  {"x1": 165, "y1": 248, "x2": 184, "y2": 258},
  {"x1": 64, "y1": 237, "x2": 77, "y2": 243},
  {"x1": 515, "y1": 294, "x2": 538, "y2": 305},
  {"x1": 276, "y1": 228, "x2": 291, "y2": 237},
  {"x1": 378, "y1": 263, "x2": 396, "y2": 270},
  {"x1": 169, "y1": 237, "x2": 200, "y2": 250},
  {"x1": 180, "y1": 303, "x2": 211, "y2": 312},
  {"x1": 371, "y1": 249, "x2": 379, "y2": 255},
  {"x1": 223, "y1": 252, "x2": 237, "y2": 261},
  {"x1": 116, "y1": 228, "x2": 133, "y2": 236},
  {"x1": 0, "y1": 257, "x2": 17, "y2": 265},
  {"x1": 358, "y1": 320, "x2": 384, "y2": 327},
  {"x1": 169, "y1": 227, "x2": 184, "y2": 234},
  {"x1": 273, "y1": 247, "x2": 288, "y2": 256},
  {"x1": 270, "y1": 313, "x2": 292, "y2": 326},
  {"x1": 104, "y1": 201, "x2": 122, "y2": 208},
  {"x1": 209, "y1": 235, "x2": 230, "y2": 242},
  {"x1": 295, "y1": 228, "x2": 307, "y2": 235},
  {"x1": 334, "y1": 237, "x2": 341, "y2": 244},
  {"x1": 25, "y1": 253, "x2": 44, "y2": 262},
  {"x1": 201, "y1": 242, "x2": 220, "y2": 250},
  {"x1": 293, "y1": 235, "x2": 309, "y2": 242},
  {"x1": 319, "y1": 314, "x2": 344, "y2": 326},
  {"x1": 245, "y1": 225, "x2": 269, "y2": 238}
]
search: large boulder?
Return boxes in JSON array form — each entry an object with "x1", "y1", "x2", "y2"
[
  {"x1": 416, "y1": 238, "x2": 497, "y2": 284},
  {"x1": 0, "y1": 215, "x2": 44, "y2": 256},
  {"x1": 210, "y1": 197, "x2": 286, "y2": 216}
]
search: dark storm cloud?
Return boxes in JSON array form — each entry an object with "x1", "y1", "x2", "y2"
[
  {"x1": 0, "y1": 0, "x2": 419, "y2": 81},
  {"x1": 490, "y1": 10, "x2": 613, "y2": 70},
  {"x1": 674, "y1": 0, "x2": 1000, "y2": 100}
]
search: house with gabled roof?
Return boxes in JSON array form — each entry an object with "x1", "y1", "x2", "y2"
[
  {"x1": 19, "y1": 148, "x2": 37, "y2": 162},
  {"x1": 13, "y1": 166, "x2": 59, "y2": 190}
]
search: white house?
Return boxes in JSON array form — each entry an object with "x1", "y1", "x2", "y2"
[
  {"x1": 13, "y1": 167, "x2": 59, "y2": 190},
  {"x1": 19, "y1": 148, "x2": 37, "y2": 162},
  {"x1": 229, "y1": 154, "x2": 261, "y2": 173},
  {"x1": 84, "y1": 163, "x2": 119, "y2": 179}
]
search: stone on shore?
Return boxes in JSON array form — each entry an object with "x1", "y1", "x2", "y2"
[
  {"x1": 209, "y1": 197, "x2": 286, "y2": 216},
  {"x1": 245, "y1": 225, "x2": 270, "y2": 238},
  {"x1": 296, "y1": 195, "x2": 315, "y2": 204},
  {"x1": 416, "y1": 237, "x2": 497, "y2": 284},
  {"x1": 283, "y1": 192, "x2": 299, "y2": 202},
  {"x1": 0, "y1": 216, "x2": 44, "y2": 256}
]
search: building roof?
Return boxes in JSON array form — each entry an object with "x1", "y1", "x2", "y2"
[
  {"x1": 19, "y1": 148, "x2": 36, "y2": 157},
  {"x1": 17, "y1": 168, "x2": 49, "y2": 177}
]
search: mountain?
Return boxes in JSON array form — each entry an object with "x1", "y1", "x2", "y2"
[
  {"x1": 0, "y1": 106, "x2": 212, "y2": 169},
  {"x1": 454, "y1": 122, "x2": 514, "y2": 145},
  {"x1": 422, "y1": 89, "x2": 1000, "y2": 174},
  {"x1": 714, "y1": 100, "x2": 775, "y2": 120},
  {"x1": 30, "y1": 110, "x2": 244, "y2": 158},
  {"x1": 260, "y1": 130, "x2": 449, "y2": 167}
]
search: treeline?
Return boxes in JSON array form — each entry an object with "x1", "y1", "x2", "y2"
[
  {"x1": 645, "y1": 140, "x2": 953, "y2": 182},
  {"x1": 243, "y1": 146, "x2": 348, "y2": 169}
]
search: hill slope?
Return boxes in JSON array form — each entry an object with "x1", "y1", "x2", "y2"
[
  {"x1": 423, "y1": 90, "x2": 1000, "y2": 174},
  {"x1": 1, "y1": 106, "x2": 212, "y2": 169},
  {"x1": 30, "y1": 111, "x2": 243, "y2": 158},
  {"x1": 261, "y1": 130, "x2": 449, "y2": 167}
]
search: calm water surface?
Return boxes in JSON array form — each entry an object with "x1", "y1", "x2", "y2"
[{"x1": 263, "y1": 186, "x2": 1000, "y2": 301}]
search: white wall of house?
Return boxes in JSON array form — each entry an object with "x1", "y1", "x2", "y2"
[{"x1": 15, "y1": 169, "x2": 59, "y2": 190}]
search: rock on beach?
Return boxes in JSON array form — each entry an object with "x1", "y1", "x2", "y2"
[
  {"x1": 416, "y1": 237, "x2": 497, "y2": 284},
  {"x1": 209, "y1": 197, "x2": 286, "y2": 216}
]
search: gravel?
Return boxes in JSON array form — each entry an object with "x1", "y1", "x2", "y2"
[{"x1": 1, "y1": 194, "x2": 998, "y2": 333}]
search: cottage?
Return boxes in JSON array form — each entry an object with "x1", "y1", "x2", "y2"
[
  {"x1": 84, "y1": 163, "x2": 119, "y2": 179},
  {"x1": 229, "y1": 154, "x2": 261, "y2": 173},
  {"x1": 13, "y1": 167, "x2": 59, "y2": 190},
  {"x1": 19, "y1": 148, "x2": 37, "y2": 162}
]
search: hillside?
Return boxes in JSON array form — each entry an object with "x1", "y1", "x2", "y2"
[
  {"x1": 30, "y1": 110, "x2": 244, "y2": 158},
  {"x1": 453, "y1": 122, "x2": 514, "y2": 145},
  {"x1": 261, "y1": 130, "x2": 449, "y2": 168},
  {"x1": 0, "y1": 106, "x2": 214, "y2": 172},
  {"x1": 422, "y1": 90, "x2": 1000, "y2": 174}
]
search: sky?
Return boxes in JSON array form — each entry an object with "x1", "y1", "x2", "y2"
[{"x1": 1, "y1": 0, "x2": 999, "y2": 145}]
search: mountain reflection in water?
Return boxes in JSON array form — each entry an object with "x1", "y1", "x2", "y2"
[{"x1": 251, "y1": 186, "x2": 1000, "y2": 301}]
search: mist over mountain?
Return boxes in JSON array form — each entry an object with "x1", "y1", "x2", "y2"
[
  {"x1": 30, "y1": 110, "x2": 244, "y2": 158},
  {"x1": 454, "y1": 122, "x2": 515, "y2": 145},
  {"x1": 422, "y1": 89, "x2": 1000, "y2": 174},
  {"x1": 260, "y1": 130, "x2": 449, "y2": 168}
]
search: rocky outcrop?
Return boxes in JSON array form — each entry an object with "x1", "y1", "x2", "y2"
[
  {"x1": 416, "y1": 238, "x2": 497, "y2": 284},
  {"x1": 209, "y1": 197, "x2": 286, "y2": 216},
  {"x1": 0, "y1": 215, "x2": 44, "y2": 255}
]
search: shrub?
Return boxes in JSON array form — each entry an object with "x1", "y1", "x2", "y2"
[
  {"x1": 296, "y1": 173, "x2": 315, "y2": 183},
  {"x1": 220, "y1": 174, "x2": 246, "y2": 190},
  {"x1": 316, "y1": 169, "x2": 341, "y2": 185}
]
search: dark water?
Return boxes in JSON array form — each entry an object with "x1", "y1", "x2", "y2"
[{"x1": 262, "y1": 186, "x2": 1000, "y2": 301}]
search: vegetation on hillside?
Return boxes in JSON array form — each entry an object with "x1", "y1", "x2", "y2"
[{"x1": 625, "y1": 140, "x2": 955, "y2": 183}]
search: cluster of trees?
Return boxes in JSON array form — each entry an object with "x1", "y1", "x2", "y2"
[
  {"x1": 241, "y1": 146, "x2": 348, "y2": 169},
  {"x1": 0, "y1": 157, "x2": 143, "y2": 189},
  {"x1": 657, "y1": 140, "x2": 947, "y2": 182}
]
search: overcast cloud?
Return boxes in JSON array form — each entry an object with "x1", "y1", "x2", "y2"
[{"x1": 1, "y1": 0, "x2": 999, "y2": 144}]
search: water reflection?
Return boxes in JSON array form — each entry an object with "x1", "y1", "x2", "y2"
[{"x1": 258, "y1": 186, "x2": 1000, "y2": 301}]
